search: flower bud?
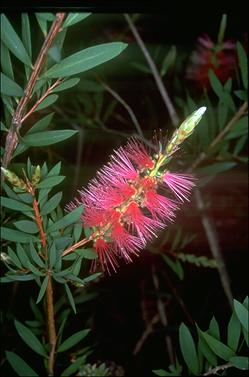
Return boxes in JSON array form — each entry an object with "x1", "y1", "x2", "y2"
[
  {"x1": 31, "y1": 165, "x2": 41, "y2": 187},
  {"x1": 1, "y1": 167, "x2": 27, "y2": 190}
]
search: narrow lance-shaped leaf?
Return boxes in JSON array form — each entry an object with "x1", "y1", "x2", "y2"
[
  {"x1": 13, "y1": 220, "x2": 39, "y2": 234},
  {"x1": 14, "y1": 320, "x2": 47, "y2": 356},
  {"x1": 57, "y1": 329, "x2": 90, "y2": 352},
  {"x1": 200, "y1": 330, "x2": 235, "y2": 361},
  {"x1": 48, "y1": 205, "x2": 83, "y2": 232},
  {"x1": 237, "y1": 41, "x2": 248, "y2": 89},
  {"x1": 40, "y1": 192, "x2": 63, "y2": 215},
  {"x1": 1, "y1": 42, "x2": 14, "y2": 79},
  {"x1": 1, "y1": 227, "x2": 37, "y2": 243},
  {"x1": 1, "y1": 197, "x2": 32, "y2": 212},
  {"x1": 179, "y1": 323, "x2": 199, "y2": 375},
  {"x1": 36, "y1": 275, "x2": 49, "y2": 303},
  {"x1": 5, "y1": 351, "x2": 39, "y2": 377},
  {"x1": 63, "y1": 13, "x2": 91, "y2": 28},
  {"x1": 234, "y1": 299, "x2": 249, "y2": 333},
  {"x1": 0, "y1": 73, "x2": 24, "y2": 97},
  {"x1": 35, "y1": 94, "x2": 58, "y2": 111},
  {"x1": 1, "y1": 14, "x2": 32, "y2": 66},
  {"x1": 45, "y1": 42, "x2": 127, "y2": 78},
  {"x1": 65, "y1": 283, "x2": 76, "y2": 314},
  {"x1": 19, "y1": 130, "x2": 77, "y2": 147},
  {"x1": 227, "y1": 311, "x2": 241, "y2": 352}
]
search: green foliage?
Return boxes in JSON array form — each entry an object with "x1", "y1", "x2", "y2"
[
  {"x1": 57, "y1": 329, "x2": 90, "y2": 352},
  {"x1": 45, "y1": 42, "x2": 127, "y2": 77},
  {"x1": 5, "y1": 351, "x2": 39, "y2": 376},
  {"x1": 153, "y1": 297, "x2": 249, "y2": 376}
]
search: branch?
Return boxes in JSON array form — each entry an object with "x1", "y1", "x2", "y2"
[
  {"x1": 194, "y1": 188, "x2": 233, "y2": 308},
  {"x1": 152, "y1": 264, "x2": 174, "y2": 364},
  {"x1": 98, "y1": 78, "x2": 144, "y2": 137},
  {"x1": 190, "y1": 101, "x2": 248, "y2": 170},
  {"x1": 46, "y1": 274, "x2": 57, "y2": 376},
  {"x1": 203, "y1": 362, "x2": 233, "y2": 375},
  {"x1": 21, "y1": 78, "x2": 62, "y2": 123},
  {"x1": 2, "y1": 13, "x2": 65, "y2": 169},
  {"x1": 62, "y1": 236, "x2": 93, "y2": 257},
  {"x1": 124, "y1": 13, "x2": 179, "y2": 127}
]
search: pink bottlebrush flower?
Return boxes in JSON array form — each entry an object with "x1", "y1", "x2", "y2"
[
  {"x1": 163, "y1": 172, "x2": 196, "y2": 202},
  {"x1": 186, "y1": 34, "x2": 237, "y2": 89},
  {"x1": 92, "y1": 238, "x2": 118, "y2": 275},
  {"x1": 68, "y1": 140, "x2": 195, "y2": 274}
]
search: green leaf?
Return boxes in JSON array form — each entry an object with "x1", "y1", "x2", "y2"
[
  {"x1": 7, "y1": 247, "x2": 22, "y2": 269},
  {"x1": 6, "y1": 351, "x2": 39, "y2": 376},
  {"x1": 179, "y1": 323, "x2": 199, "y2": 375},
  {"x1": 27, "y1": 113, "x2": 54, "y2": 134},
  {"x1": 1, "y1": 42, "x2": 14, "y2": 79},
  {"x1": 0, "y1": 72, "x2": 24, "y2": 97},
  {"x1": 35, "y1": 13, "x2": 47, "y2": 37},
  {"x1": 227, "y1": 311, "x2": 241, "y2": 352},
  {"x1": 200, "y1": 330, "x2": 235, "y2": 361},
  {"x1": 230, "y1": 356, "x2": 249, "y2": 370},
  {"x1": 57, "y1": 329, "x2": 90, "y2": 352},
  {"x1": 208, "y1": 69, "x2": 223, "y2": 99},
  {"x1": 1, "y1": 227, "x2": 37, "y2": 243},
  {"x1": 16, "y1": 243, "x2": 31, "y2": 268},
  {"x1": 26, "y1": 261, "x2": 44, "y2": 277},
  {"x1": 65, "y1": 284, "x2": 76, "y2": 314},
  {"x1": 60, "y1": 355, "x2": 87, "y2": 377},
  {"x1": 37, "y1": 175, "x2": 65, "y2": 189},
  {"x1": 209, "y1": 317, "x2": 220, "y2": 340},
  {"x1": 35, "y1": 94, "x2": 58, "y2": 111},
  {"x1": 6, "y1": 273, "x2": 35, "y2": 281},
  {"x1": 237, "y1": 41, "x2": 248, "y2": 89},
  {"x1": 197, "y1": 162, "x2": 236, "y2": 175},
  {"x1": 52, "y1": 78, "x2": 80, "y2": 92},
  {"x1": 48, "y1": 205, "x2": 83, "y2": 233},
  {"x1": 40, "y1": 192, "x2": 62, "y2": 215},
  {"x1": 30, "y1": 242, "x2": 45, "y2": 268},
  {"x1": 162, "y1": 255, "x2": 184, "y2": 280},
  {"x1": 21, "y1": 14, "x2": 32, "y2": 59},
  {"x1": 224, "y1": 117, "x2": 248, "y2": 140},
  {"x1": 1, "y1": 197, "x2": 32, "y2": 212},
  {"x1": 14, "y1": 220, "x2": 39, "y2": 234},
  {"x1": 14, "y1": 320, "x2": 47, "y2": 356},
  {"x1": 20, "y1": 130, "x2": 77, "y2": 147},
  {"x1": 45, "y1": 42, "x2": 128, "y2": 78},
  {"x1": 234, "y1": 299, "x2": 249, "y2": 333},
  {"x1": 160, "y1": 45, "x2": 176, "y2": 77},
  {"x1": 234, "y1": 90, "x2": 248, "y2": 101},
  {"x1": 152, "y1": 369, "x2": 168, "y2": 376},
  {"x1": 81, "y1": 272, "x2": 102, "y2": 284},
  {"x1": 73, "y1": 223, "x2": 82, "y2": 242},
  {"x1": 1, "y1": 14, "x2": 32, "y2": 66},
  {"x1": 63, "y1": 13, "x2": 91, "y2": 28},
  {"x1": 197, "y1": 336, "x2": 217, "y2": 367},
  {"x1": 81, "y1": 248, "x2": 97, "y2": 260},
  {"x1": 49, "y1": 242, "x2": 58, "y2": 269},
  {"x1": 30, "y1": 298, "x2": 44, "y2": 323},
  {"x1": 36, "y1": 275, "x2": 49, "y2": 303}
]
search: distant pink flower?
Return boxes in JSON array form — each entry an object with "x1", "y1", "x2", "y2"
[
  {"x1": 67, "y1": 139, "x2": 195, "y2": 274},
  {"x1": 186, "y1": 34, "x2": 237, "y2": 89}
]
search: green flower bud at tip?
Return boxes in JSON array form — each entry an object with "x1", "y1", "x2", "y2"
[{"x1": 180, "y1": 106, "x2": 207, "y2": 134}]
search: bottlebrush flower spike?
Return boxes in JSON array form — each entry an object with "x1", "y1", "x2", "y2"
[{"x1": 66, "y1": 108, "x2": 207, "y2": 274}]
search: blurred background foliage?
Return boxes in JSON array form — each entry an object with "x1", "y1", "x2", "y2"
[{"x1": 1, "y1": 11, "x2": 248, "y2": 376}]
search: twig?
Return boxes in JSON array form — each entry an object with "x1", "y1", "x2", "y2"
[
  {"x1": 133, "y1": 311, "x2": 161, "y2": 355},
  {"x1": 203, "y1": 362, "x2": 234, "y2": 375},
  {"x1": 62, "y1": 236, "x2": 93, "y2": 257},
  {"x1": 124, "y1": 13, "x2": 179, "y2": 127},
  {"x1": 2, "y1": 12, "x2": 65, "y2": 169},
  {"x1": 98, "y1": 79, "x2": 144, "y2": 137},
  {"x1": 46, "y1": 274, "x2": 57, "y2": 376},
  {"x1": 152, "y1": 264, "x2": 174, "y2": 364},
  {"x1": 194, "y1": 188, "x2": 233, "y2": 308},
  {"x1": 190, "y1": 101, "x2": 248, "y2": 171},
  {"x1": 21, "y1": 78, "x2": 62, "y2": 123}
]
